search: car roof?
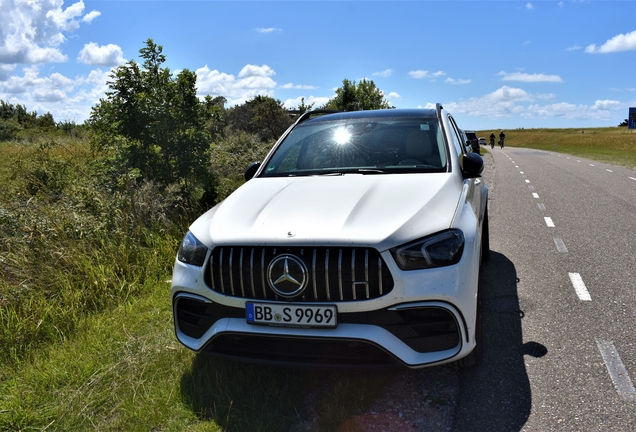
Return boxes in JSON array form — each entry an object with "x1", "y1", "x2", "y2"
[{"x1": 303, "y1": 108, "x2": 438, "y2": 124}]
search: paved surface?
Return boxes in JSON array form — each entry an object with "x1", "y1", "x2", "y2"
[{"x1": 454, "y1": 147, "x2": 636, "y2": 431}]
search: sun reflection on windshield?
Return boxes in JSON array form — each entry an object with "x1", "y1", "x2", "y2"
[{"x1": 333, "y1": 127, "x2": 351, "y2": 145}]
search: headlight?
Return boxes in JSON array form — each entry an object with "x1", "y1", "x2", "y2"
[
  {"x1": 391, "y1": 230, "x2": 464, "y2": 270},
  {"x1": 177, "y1": 231, "x2": 208, "y2": 266}
]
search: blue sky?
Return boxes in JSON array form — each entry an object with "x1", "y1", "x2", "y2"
[{"x1": 1, "y1": 0, "x2": 635, "y2": 130}]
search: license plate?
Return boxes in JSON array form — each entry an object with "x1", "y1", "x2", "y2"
[{"x1": 246, "y1": 302, "x2": 337, "y2": 328}]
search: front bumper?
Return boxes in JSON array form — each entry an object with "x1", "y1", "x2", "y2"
[{"x1": 173, "y1": 291, "x2": 467, "y2": 368}]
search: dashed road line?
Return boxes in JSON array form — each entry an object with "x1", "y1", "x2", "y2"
[
  {"x1": 606, "y1": 169, "x2": 613, "y2": 173},
  {"x1": 532, "y1": 193, "x2": 539, "y2": 198},
  {"x1": 544, "y1": 217, "x2": 555, "y2": 227},
  {"x1": 538, "y1": 203, "x2": 546, "y2": 211},
  {"x1": 554, "y1": 238, "x2": 568, "y2": 253},
  {"x1": 596, "y1": 339, "x2": 636, "y2": 403},
  {"x1": 568, "y1": 272, "x2": 591, "y2": 301}
]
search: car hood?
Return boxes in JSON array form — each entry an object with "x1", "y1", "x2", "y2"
[{"x1": 191, "y1": 174, "x2": 462, "y2": 251}]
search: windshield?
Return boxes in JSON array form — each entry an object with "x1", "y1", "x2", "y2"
[{"x1": 261, "y1": 117, "x2": 448, "y2": 177}]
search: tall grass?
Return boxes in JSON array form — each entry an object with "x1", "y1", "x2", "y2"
[
  {"x1": 478, "y1": 127, "x2": 636, "y2": 169},
  {"x1": 0, "y1": 136, "x2": 186, "y2": 367}
]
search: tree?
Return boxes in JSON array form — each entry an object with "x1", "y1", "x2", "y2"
[
  {"x1": 226, "y1": 95, "x2": 293, "y2": 142},
  {"x1": 295, "y1": 97, "x2": 314, "y2": 114},
  {"x1": 323, "y1": 78, "x2": 395, "y2": 111},
  {"x1": 89, "y1": 39, "x2": 213, "y2": 200},
  {"x1": 618, "y1": 119, "x2": 628, "y2": 127}
]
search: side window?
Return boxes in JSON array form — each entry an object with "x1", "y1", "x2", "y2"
[{"x1": 447, "y1": 116, "x2": 465, "y2": 157}]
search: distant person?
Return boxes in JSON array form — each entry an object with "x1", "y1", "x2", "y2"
[
  {"x1": 489, "y1": 132, "x2": 495, "y2": 149},
  {"x1": 499, "y1": 130, "x2": 506, "y2": 148}
]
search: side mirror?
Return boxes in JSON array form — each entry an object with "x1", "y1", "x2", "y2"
[
  {"x1": 461, "y1": 153, "x2": 484, "y2": 178},
  {"x1": 244, "y1": 161, "x2": 261, "y2": 181}
]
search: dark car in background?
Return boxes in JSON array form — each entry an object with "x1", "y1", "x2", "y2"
[{"x1": 463, "y1": 130, "x2": 480, "y2": 155}]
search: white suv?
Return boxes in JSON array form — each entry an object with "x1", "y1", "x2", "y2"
[{"x1": 171, "y1": 106, "x2": 489, "y2": 369}]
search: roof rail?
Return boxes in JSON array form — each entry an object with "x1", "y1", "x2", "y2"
[
  {"x1": 296, "y1": 109, "x2": 341, "y2": 125},
  {"x1": 436, "y1": 103, "x2": 443, "y2": 119}
]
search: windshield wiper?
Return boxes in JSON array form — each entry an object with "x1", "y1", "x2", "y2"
[{"x1": 356, "y1": 168, "x2": 391, "y2": 174}]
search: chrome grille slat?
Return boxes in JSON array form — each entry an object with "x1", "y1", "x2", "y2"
[
  {"x1": 206, "y1": 246, "x2": 393, "y2": 302},
  {"x1": 219, "y1": 249, "x2": 225, "y2": 294},
  {"x1": 239, "y1": 248, "x2": 245, "y2": 297},
  {"x1": 312, "y1": 250, "x2": 318, "y2": 300},
  {"x1": 261, "y1": 249, "x2": 267, "y2": 299},
  {"x1": 249, "y1": 249, "x2": 256, "y2": 298},
  {"x1": 365, "y1": 250, "x2": 370, "y2": 299},
  {"x1": 338, "y1": 249, "x2": 343, "y2": 301},
  {"x1": 325, "y1": 249, "x2": 331, "y2": 301},
  {"x1": 351, "y1": 250, "x2": 356, "y2": 300},
  {"x1": 229, "y1": 248, "x2": 235, "y2": 296}
]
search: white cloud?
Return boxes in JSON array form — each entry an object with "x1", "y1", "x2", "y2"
[
  {"x1": 585, "y1": 30, "x2": 636, "y2": 53},
  {"x1": 0, "y1": 0, "x2": 98, "y2": 65},
  {"x1": 78, "y1": 42, "x2": 125, "y2": 66},
  {"x1": 567, "y1": 45, "x2": 581, "y2": 51},
  {"x1": 592, "y1": 100, "x2": 622, "y2": 110},
  {"x1": 445, "y1": 77, "x2": 471, "y2": 85},
  {"x1": 0, "y1": 64, "x2": 112, "y2": 121},
  {"x1": 387, "y1": 91, "x2": 401, "y2": 100},
  {"x1": 196, "y1": 64, "x2": 277, "y2": 105},
  {"x1": 280, "y1": 83, "x2": 317, "y2": 90},
  {"x1": 82, "y1": 11, "x2": 101, "y2": 23},
  {"x1": 442, "y1": 86, "x2": 623, "y2": 122},
  {"x1": 283, "y1": 95, "x2": 330, "y2": 109},
  {"x1": 498, "y1": 71, "x2": 563, "y2": 83},
  {"x1": 373, "y1": 69, "x2": 392, "y2": 78},
  {"x1": 526, "y1": 3, "x2": 535, "y2": 10},
  {"x1": 238, "y1": 64, "x2": 275, "y2": 78},
  {"x1": 254, "y1": 27, "x2": 282, "y2": 34},
  {"x1": 408, "y1": 70, "x2": 445, "y2": 79}
]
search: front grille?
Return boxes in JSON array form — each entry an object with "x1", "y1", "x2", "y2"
[{"x1": 205, "y1": 246, "x2": 394, "y2": 302}]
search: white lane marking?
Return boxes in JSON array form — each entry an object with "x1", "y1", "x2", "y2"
[
  {"x1": 538, "y1": 203, "x2": 546, "y2": 211},
  {"x1": 520, "y1": 171, "x2": 524, "y2": 174},
  {"x1": 606, "y1": 169, "x2": 613, "y2": 173},
  {"x1": 596, "y1": 339, "x2": 636, "y2": 402},
  {"x1": 577, "y1": 160, "x2": 581, "y2": 163},
  {"x1": 590, "y1": 164, "x2": 595, "y2": 167},
  {"x1": 528, "y1": 185, "x2": 535, "y2": 190},
  {"x1": 545, "y1": 217, "x2": 555, "y2": 227},
  {"x1": 525, "y1": 179, "x2": 531, "y2": 183},
  {"x1": 568, "y1": 272, "x2": 591, "y2": 301},
  {"x1": 554, "y1": 238, "x2": 568, "y2": 253},
  {"x1": 630, "y1": 177, "x2": 636, "y2": 181},
  {"x1": 533, "y1": 193, "x2": 539, "y2": 198}
]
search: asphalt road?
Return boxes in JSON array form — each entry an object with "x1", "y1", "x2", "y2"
[{"x1": 453, "y1": 146, "x2": 636, "y2": 431}]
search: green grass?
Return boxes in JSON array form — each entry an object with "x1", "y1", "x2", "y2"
[
  {"x1": 477, "y1": 127, "x2": 636, "y2": 170},
  {"x1": 0, "y1": 279, "x2": 394, "y2": 431}
]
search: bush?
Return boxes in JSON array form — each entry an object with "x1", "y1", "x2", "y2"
[{"x1": 0, "y1": 137, "x2": 185, "y2": 366}]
